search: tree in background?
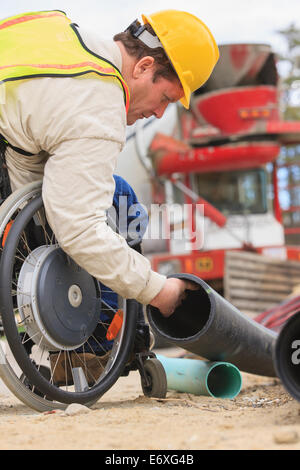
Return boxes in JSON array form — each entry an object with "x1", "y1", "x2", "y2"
[
  {"x1": 277, "y1": 23, "x2": 300, "y2": 120},
  {"x1": 276, "y1": 23, "x2": 300, "y2": 245}
]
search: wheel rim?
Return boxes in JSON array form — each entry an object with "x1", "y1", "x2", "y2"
[
  {"x1": 17, "y1": 244, "x2": 100, "y2": 351},
  {"x1": 0, "y1": 191, "x2": 136, "y2": 405}
]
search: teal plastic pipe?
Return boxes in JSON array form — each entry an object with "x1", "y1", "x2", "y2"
[{"x1": 156, "y1": 355, "x2": 242, "y2": 399}]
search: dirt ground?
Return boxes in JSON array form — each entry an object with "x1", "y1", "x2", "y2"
[{"x1": 0, "y1": 347, "x2": 299, "y2": 451}]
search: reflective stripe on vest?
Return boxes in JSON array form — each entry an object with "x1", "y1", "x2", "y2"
[{"x1": 0, "y1": 10, "x2": 130, "y2": 113}]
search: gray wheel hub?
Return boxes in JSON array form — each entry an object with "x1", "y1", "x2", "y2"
[{"x1": 17, "y1": 245, "x2": 100, "y2": 351}]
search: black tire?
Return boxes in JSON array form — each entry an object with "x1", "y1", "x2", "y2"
[
  {"x1": 0, "y1": 191, "x2": 138, "y2": 407},
  {"x1": 141, "y1": 358, "x2": 167, "y2": 398}
]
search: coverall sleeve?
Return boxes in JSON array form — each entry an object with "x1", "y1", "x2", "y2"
[{"x1": 42, "y1": 136, "x2": 166, "y2": 304}]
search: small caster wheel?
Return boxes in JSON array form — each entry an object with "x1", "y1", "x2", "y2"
[{"x1": 141, "y1": 358, "x2": 167, "y2": 398}]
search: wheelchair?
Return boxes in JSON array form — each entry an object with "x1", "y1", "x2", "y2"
[{"x1": 0, "y1": 181, "x2": 167, "y2": 412}]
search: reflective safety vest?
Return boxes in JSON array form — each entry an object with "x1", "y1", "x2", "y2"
[{"x1": 0, "y1": 10, "x2": 130, "y2": 113}]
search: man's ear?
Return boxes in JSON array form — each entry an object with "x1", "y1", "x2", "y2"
[{"x1": 132, "y1": 56, "x2": 155, "y2": 79}]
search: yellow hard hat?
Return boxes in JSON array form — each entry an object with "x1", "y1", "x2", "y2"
[{"x1": 141, "y1": 10, "x2": 219, "y2": 109}]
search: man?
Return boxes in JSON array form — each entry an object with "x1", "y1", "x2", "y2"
[{"x1": 0, "y1": 9, "x2": 219, "y2": 317}]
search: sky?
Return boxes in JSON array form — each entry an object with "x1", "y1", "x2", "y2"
[{"x1": 1, "y1": 0, "x2": 300, "y2": 59}]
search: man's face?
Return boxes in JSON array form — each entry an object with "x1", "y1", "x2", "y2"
[{"x1": 126, "y1": 56, "x2": 184, "y2": 125}]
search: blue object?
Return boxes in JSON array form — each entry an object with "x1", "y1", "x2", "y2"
[
  {"x1": 111, "y1": 174, "x2": 148, "y2": 246},
  {"x1": 156, "y1": 355, "x2": 242, "y2": 399}
]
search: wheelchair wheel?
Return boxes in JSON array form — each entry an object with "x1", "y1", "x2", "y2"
[
  {"x1": 0, "y1": 181, "x2": 138, "y2": 411},
  {"x1": 141, "y1": 358, "x2": 167, "y2": 399}
]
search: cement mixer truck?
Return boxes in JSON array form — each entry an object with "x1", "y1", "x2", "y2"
[{"x1": 116, "y1": 43, "x2": 300, "y2": 300}]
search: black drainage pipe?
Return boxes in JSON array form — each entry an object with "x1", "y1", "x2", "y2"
[
  {"x1": 147, "y1": 274, "x2": 277, "y2": 377},
  {"x1": 274, "y1": 311, "x2": 300, "y2": 401}
]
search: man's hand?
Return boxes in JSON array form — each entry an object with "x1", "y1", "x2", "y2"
[{"x1": 149, "y1": 278, "x2": 198, "y2": 318}]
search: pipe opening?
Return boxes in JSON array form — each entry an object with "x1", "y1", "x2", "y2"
[
  {"x1": 275, "y1": 312, "x2": 300, "y2": 401},
  {"x1": 206, "y1": 363, "x2": 242, "y2": 399},
  {"x1": 149, "y1": 285, "x2": 211, "y2": 340}
]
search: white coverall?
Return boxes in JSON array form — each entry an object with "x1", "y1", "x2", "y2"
[{"x1": 0, "y1": 27, "x2": 166, "y2": 304}]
